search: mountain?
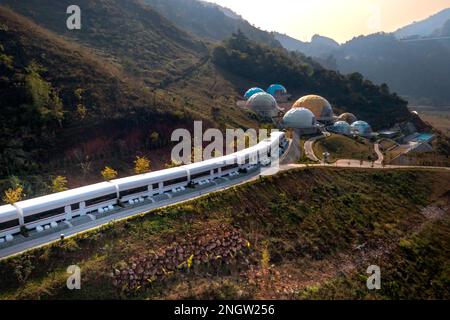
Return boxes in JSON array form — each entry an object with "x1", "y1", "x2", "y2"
[
  {"x1": 0, "y1": 6, "x2": 198, "y2": 180},
  {"x1": 434, "y1": 19, "x2": 450, "y2": 36},
  {"x1": 276, "y1": 9, "x2": 450, "y2": 106},
  {"x1": 0, "y1": 0, "x2": 206, "y2": 85},
  {"x1": 333, "y1": 32, "x2": 450, "y2": 105},
  {"x1": 0, "y1": 0, "x2": 260, "y2": 190},
  {"x1": 395, "y1": 8, "x2": 450, "y2": 39},
  {"x1": 143, "y1": 0, "x2": 281, "y2": 48},
  {"x1": 274, "y1": 33, "x2": 339, "y2": 59}
]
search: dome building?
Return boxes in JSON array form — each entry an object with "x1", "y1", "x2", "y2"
[
  {"x1": 338, "y1": 112, "x2": 357, "y2": 125},
  {"x1": 244, "y1": 87, "x2": 265, "y2": 100},
  {"x1": 292, "y1": 95, "x2": 334, "y2": 123},
  {"x1": 282, "y1": 107, "x2": 320, "y2": 134},
  {"x1": 351, "y1": 121, "x2": 372, "y2": 137},
  {"x1": 267, "y1": 84, "x2": 290, "y2": 102},
  {"x1": 246, "y1": 92, "x2": 280, "y2": 118},
  {"x1": 331, "y1": 121, "x2": 351, "y2": 135}
]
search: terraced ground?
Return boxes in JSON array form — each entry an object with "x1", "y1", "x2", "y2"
[{"x1": 0, "y1": 167, "x2": 448, "y2": 300}]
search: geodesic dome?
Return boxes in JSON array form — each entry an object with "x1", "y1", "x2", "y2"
[
  {"x1": 267, "y1": 84, "x2": 287, "y2": 97},
  {"x1": 332, "y1": 121, "x2": 351, "y2": 135},
  {"x1": 351, "y1": 121, "x2": 372, "y2": 137},
  {"x1": 246, "y1": 92, "x2": 279, "y2": 118},
  {"x1": 244, "y1": 87, "x2": 265, "y2": 99},
  {"x1": 338, "y1": 113, "x2": 357, "y2": 125},
  {"x1": 292, "y1": 95, "x2": 333, "y2": 122},
  {"x1": 282, "y1": 107, "x2": 316, "y2": 129}
]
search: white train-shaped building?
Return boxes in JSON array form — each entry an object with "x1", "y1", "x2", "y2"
[{"x1": 0, "y1": 132, "x2": 287, "y2": 243}]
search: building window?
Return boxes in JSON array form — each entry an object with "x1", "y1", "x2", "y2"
[
  {"x1": 85, "y1": 193, "x2": 117, "y2": 207},
  {"x1": 0, "y1": 219, "x2": 20, "y2": 231},
  {"x1": 24, "y1": 208, "x2": 65, "y2": 224},
  {"x1": 119, "y1": 186, "x2": 148, "y2": 198},
  {"x1": 163, "y1": 176, "x2": 187, "y2": 187},
  {"x1": 190, "y1": 171, "x2": 211, "y2": 180}
]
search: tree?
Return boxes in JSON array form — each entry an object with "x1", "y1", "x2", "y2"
[
  {"x1": 76, "y1": 104, "x2": 87, "y2": 120},
  {"x1": 2, "y1": 187, "x2": 23, "y2": 204},
  {"x1": 101, "y1": 166, "x2": 118, "y2": 181},
  {"x1": 51, "y1": 176, "x2": 68, "y2": 193},
  {"x1": 134, "y1": 156, "x2": 151, "y2": 174}
]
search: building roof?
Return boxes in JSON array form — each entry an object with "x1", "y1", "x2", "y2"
[
  {"x1": 267, "y1": 84, "x2": 287, "y2": 96},
  {"x1": 282, "y1": 107, "x2": 316, "y2": 129},
  {"x1": 247, "y1": 92, "x2": 280, "y2": 117},
  {"x1": 351, "y1": 121, "x2": 372, "y2": 136},
  {"x1": 244, "y1": 87, "x2": 265, "y2": 99},
  {"x1": 337, "y1": 112, "x2": 357, "y2": 124},
  {"x1": 292, "y1": 95, "x2": 333, "y2": 120}
]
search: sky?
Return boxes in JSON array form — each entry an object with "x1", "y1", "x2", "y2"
[{"x1": 204, "y1": 0, "x2": 450, "y2": 43}]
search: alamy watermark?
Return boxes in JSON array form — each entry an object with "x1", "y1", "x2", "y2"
[
  {"x1": 66, "y1": 5, "x2": 81, "y2": 30},
  {"x1": 170, "y1": 121, "x2": 281, "y2": 174},
  {"x1": 366, "y1": 265, "x2": 381, "y2": 290},
  {"x1": 67, "y1": 265, "x2": 81, "y2": 290}
]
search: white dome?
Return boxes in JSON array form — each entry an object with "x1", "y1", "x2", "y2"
[
  {"x1": 282, "y1": 107, "x2": 316, "y2": 129},
  {"x1": 246, "y1": 92, "x2": 279, "y2": 118}
]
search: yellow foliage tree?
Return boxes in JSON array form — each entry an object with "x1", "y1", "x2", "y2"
[
  {"x1": 134, "y1": 156, "x2": 151, "y2": 174},
  {"x1": 165, "y1": 160, "x2": 182, "y2": 169},
  {"x1": 2, "y1": 187, "x2": 23, "y2": 204},
  {"x1": 51, "y1": 176, "x2": 68, "y2": 193},
  {"x1": 101, "y1": 166, "x2": 118, "y2": 181}
]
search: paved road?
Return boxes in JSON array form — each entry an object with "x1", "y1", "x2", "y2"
[
  {"x1": 374, "y1": 143, "x2": 384, "y2": 165},
  {"x1": 304, "y1": 132, "x2": 330, "y2": 162},
  {"x1": 281, "y1": 131, "x2": 301, "y2": 165}
]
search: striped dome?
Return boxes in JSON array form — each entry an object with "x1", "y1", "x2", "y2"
[
  {"x1": 246, "y1": 92, "x2": 279, "y2": 118},
  {"x1": 292, "y1": 95, "x2": 333, "y2": 121}
]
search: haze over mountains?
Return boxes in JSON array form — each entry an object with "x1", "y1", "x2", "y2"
[
  {"x1": 275, "y1": 8, "x2": 450, "y2": 106},
  {"x1": 395, "y1": 8, "x2": 450, "y2": 38}
]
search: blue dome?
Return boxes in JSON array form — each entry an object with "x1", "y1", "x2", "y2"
[
  {"x1": 244, "y1": 87, "x2": 265, "y2": 99},
  {"x1": 332, "y1": 121, "x2": 351, "y2": 135},
  {"x1": 267, "y1": 84, "x2": 287, "y2": 97},
  {"x1": 351, "y1": 121, "x2": 372, "y2": 136}
]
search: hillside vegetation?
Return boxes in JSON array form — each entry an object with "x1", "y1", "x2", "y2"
[
  {"x1": 0, "y1": 168, "x2": 448, "y2": 300},
  {"x1": 143, "y1": 0, "x2": 281, "y2": 48},
  {"x1": 314, "y1": 134, "x2": 378, "y2": 162},
  {"x1": 0, "y1": 7, "x2": 198, "y2": 178}
]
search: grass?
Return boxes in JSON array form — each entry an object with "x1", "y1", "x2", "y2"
[
  {"x1": 0, "y1": 167, "x2": 449, "y2": 300},
  {"x1": 313, "y1": 134, "x2": 377, "y2": 162}
]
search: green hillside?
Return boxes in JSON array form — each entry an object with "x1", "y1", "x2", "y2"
[
  {"x1": 0, "y1": 7, "x2": 199, "y2": 179},
  {"x1": 0, "y1": 167, "x2": 448, "y2": 299},
  {"x1": 0, "y1": 0, "x2": 206, "y2": 85},
  {"x1": 143, "y1": 0, "x2": 281, "y2": 48}
]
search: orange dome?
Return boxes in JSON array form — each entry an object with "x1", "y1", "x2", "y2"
[{"x1": 292, "y1": 95, "x2": 333, "y2": 121}]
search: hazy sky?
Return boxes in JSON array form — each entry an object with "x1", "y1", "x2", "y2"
[{"x1": 205, "y1": 0, "x2": 450, "y2": 43}]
